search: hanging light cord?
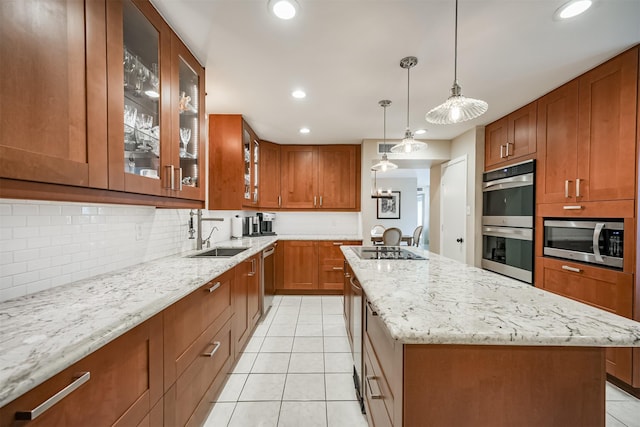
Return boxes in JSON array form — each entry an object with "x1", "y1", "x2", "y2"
[
  {"x1": 406, "y1": 65, "x2": 411, "y2": 129},
  {"x1": 453, "y1": 0, "x2": 458, "y2": 85},
  {"x1": 383, "y1": 104, "x2": 387, "y2": 144}
]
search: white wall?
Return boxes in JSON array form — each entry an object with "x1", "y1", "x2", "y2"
[
  {"x1": 362, "y1": 177, "x2": 418, "y2": 244},
  {"x1": 273, "y1": 212, "x2": 361, "y2": 236}
]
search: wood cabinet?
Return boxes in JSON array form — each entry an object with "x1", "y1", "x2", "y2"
[
  {"x1": 208, "y1": 115, "x2": 261, "y2": 210},
  {"x1": 278, "y1": 240, "x2": 360, "y2": 293},
  {"x1": 0, "y1": 0, "x2": 205, "y2": 207},
  {"x1": 537, "y1": 47, "x2": 638, "y2": 205},
  {"x1": 485, "y1": 101, "x2": 537, "y2": 170},
  {"x1": 163, "y1": 269, "x2": 234, "y2": 427},
  {"x1": 259, "y1": 140, "x2": 282, "y2": 209},
  {"x1": 535, "y1": 256, "x2": 634, "y2": 384},
  {"x1": 0, "y1": 314, "x2": 163, "y2": 427},
  {"x1": 281, "y1": 145, "x2": 360, "y2": 210},
  {"x1": 362, "y1": 293, "x2": 606, "y2": 427},
  {"x1": 233, "y1": 254, "x2": 261, "y2": 356},
  {"x1": 0, "y1": 0, "x2": 108, "y2": 189},
  {"x1": 343, "y1": 260, "x2": 353, "y2": 345}
]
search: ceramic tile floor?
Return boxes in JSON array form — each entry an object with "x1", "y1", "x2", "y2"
[{"x1": 203, "y1": 295, "x2": 640, "y2": 427}]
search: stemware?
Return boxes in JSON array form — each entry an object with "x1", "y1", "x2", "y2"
[
  {"x1": 123, "y1": 49, "x2": 137, "y2": 88},
  {"x1": 179, "y1": 128, "x2": 192, "y2": 158}
]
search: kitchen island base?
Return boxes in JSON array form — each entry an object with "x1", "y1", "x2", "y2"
[{"x1": 366, "y1": 339, "x2": 606, "y2": 427}]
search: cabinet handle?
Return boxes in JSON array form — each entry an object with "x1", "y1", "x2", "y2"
[
  {"x1": 206, "y1": 281, "x2": 221, "y2": 293},
  {"x1": 366, "y1": 375, "x2": 383, "y2": 399},
  {"x1": 320, "y1": 196, "x2": 323, "y2": 207},
  {"x1": 332, "y1": 242, "x2": 344, "y2": 246},
  {"x1": 506, "y1": 142, "x2": 513, "y2": 157},
  {"x1": 177, "y1": 167, "x2": 183, "y2": 191},
  {"x1": 576, "y1": 178, "x2": 581, "y2": 198},
  {"x1": 561, "y1": 265, "x2": 582, "y2": 273},
  {"x1": 203, "y1": 341, "x2": 221, "y2": 357},
  {"x1": 314, "y1": 196, "x2": 317, "y2": 207},
  {"x1": 165, "y1": 165, "x2": 175, "y2": 190},
  {"x1": 366, "y1": 300, "x2": 378, "y2": 316},
  {"x1": 500, "y1": 145, "x2": 505, "y2": 159},
  {"x1": 248, "y1": 258, "x2": 256, "y2": 276},
  {"x1": 332, "y1": 267, "x2": 343, "y2": 271},
  {"x1": 15, "y1": 372, "x2": 91, "y2": 420},
  {"x1": 350, "y1": 276, "x2": 362, "y2": 292},
  {"x1": 564, "y1": 180, "x2": 570, "y2": 198},
  {"x1": 563, "y1": 205, "x2": 583, "y2": 210},
  {"x1": 254, "y1": 189, "x2": 258, "y2": 203},
  {"x1": 278, "y1": 195, "x2": 281, "y2": 207}
]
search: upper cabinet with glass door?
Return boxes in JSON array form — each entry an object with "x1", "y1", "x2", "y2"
[
  {"x1": 243, "y1": 126, "x2": 259, "y2": 207},
  {"x1": 172, "y1": 34, "x2": 205, "y2": 201},
  {"x1": 107, "y1": 0, "x2": 204, "y2": 202}
]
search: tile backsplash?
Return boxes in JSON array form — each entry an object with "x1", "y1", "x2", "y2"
[{"x1": 0, "y1": 199, "x2": 361, "y2": 302}]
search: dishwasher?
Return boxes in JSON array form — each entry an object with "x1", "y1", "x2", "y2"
[{"x1": 261, "y1": 244, "x2": 275, "y2": 315}]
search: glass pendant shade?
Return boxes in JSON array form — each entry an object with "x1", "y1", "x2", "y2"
[
  {"x1": 371, "y1": 153, "x2": 398, "y2": 172},
  {"x1": 425, "y1": 82, "x2": 488, "y2": 124},
  {"x1": 425, "y1": 0, "x2": 487, "y2": 125}
]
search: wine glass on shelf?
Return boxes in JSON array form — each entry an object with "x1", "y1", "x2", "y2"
[
  {"x1": 179, "y1": 128, "x2": 192, "y2": 158},
  {"x1": 123, "y1": 49, "x2": 137, "y2": 89}
]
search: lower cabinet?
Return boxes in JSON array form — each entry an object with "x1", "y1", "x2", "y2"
[
  {"x1": 233, "y1": 254, "x2": 261, "y2": 357},
  {"x1": 278, "y1": 240, "x2": 361, "y2": 293},
  {"x1": 535, "y1": 257, "x2": 634, "y2": 384},
  {"x1": 0, "y1": 314, "x2": 163, "y2": 427}
]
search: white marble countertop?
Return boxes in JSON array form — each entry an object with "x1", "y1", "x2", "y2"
[
  {"x1": 342, "y1": 246, "x2": 640, "y2": 347},
  {"x1": 0, "y1": 236, "x2": 279, "y2": 408}
]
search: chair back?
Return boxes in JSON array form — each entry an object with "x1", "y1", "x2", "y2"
[
  {"x1": 382, "y1": 227, "x2": 402, "y2": 246},
  {"x1": 412, "y1": 225, "x2": 423, "y2": 247},
  {"x1": 370, "y1": 224, "x2": 386, "y2": 236}
]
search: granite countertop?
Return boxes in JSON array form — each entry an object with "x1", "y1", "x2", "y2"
[
  {"x1": 0, "y1": 236, "x2": 281, "y2": 408},
  {"x1": 342, "y1": 246, "x2": 640, "y2": 347}
]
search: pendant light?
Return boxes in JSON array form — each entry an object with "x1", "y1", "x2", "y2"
[
  {"x1": 425, "y1": 0, "x2": 488, "y2": 124},
  {"x1": 370, "y1": 169, "x2": 393, "y2": 199},
  {"x1": 391, "y1": 57, "x2": 427, "y2": 153},
  {"x1": 371, "y1": 100, "x2": 398, "y2": 172}
]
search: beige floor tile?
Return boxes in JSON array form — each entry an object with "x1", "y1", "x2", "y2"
[
  {"x1": 283, "y1": 373, "x2": 326, "y2": 401},
  {"x1": 228, "y1": 401, "x2": 280, "y2": 427},
  {"x1": 278, "y1": 401, "x2": 327, "y2": 427},
  {"x1": 289, "y1": 352, "x2": 324, "y2": 373},
  {"x1": 238, "y1": 374, "x2": 286, "y2": 401}
]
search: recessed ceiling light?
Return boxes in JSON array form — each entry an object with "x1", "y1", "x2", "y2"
[
  {"x1": 299, "y1": 127, "x2": 310, "y2": 134},
  {"x1": 292, "y1": 90, "x2": 306, "y2": 99},
  {"x1": 554, "y1": 0, "x2": 592, "y2": 20},
  {"x1": 268, "y1": 0, "x2": 298, "y2": 20},
  {"x1": 414, "y1": 129, "x2": 427, "y2": 135}
]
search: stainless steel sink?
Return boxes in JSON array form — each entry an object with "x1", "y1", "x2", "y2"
[{"x1": 190, "y1": 247, "x2": 249, "y2": 258}]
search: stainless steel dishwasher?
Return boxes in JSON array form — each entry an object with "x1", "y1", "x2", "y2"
[
  {"x1": 350, "y1": 271, "x2": 364, "y2": 413},
  {"x1": 261, "y1": 244, "x2": 275, "y2": 315}
]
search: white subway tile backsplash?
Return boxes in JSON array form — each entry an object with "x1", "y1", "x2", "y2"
[
  {"x1": 0, "y1": 205, "x2": 12, "y2": 216},
  {"x1": 0, "y1": 216, "x2": 27, "y2": 228},
  {"x1": 12, "y1": 204, "x2": 39, "y2": 216},
  {"x1": 38, "y1": 205, "x2": 62, "y2": 216}
]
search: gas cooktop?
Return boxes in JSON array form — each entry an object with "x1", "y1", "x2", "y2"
[{"x1": 351, "y1": 246, "x2": 427, "y2": 260}]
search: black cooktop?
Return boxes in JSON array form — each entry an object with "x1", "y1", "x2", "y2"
[{"x1": 351, "y1": 246, "x2": 427, "y2": 260}]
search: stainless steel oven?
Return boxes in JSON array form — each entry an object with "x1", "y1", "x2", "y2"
[
  {"x1": 482, "y1": 159, "x2": 535, "y2": 228},
  {"x1": 482, "y1": 160, "x2": 535, "y2": 283},
  {"x1": 543, "y1": 219, "x2": 624, "y2": 269}
]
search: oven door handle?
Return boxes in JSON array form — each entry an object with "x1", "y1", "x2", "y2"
[
  {"x1": 482, "y1": 226, "x2": 533, "y2": 241},
  {"x1": 593, "y1": 223, "x2": 605, "y2": 262},
  {"x1": 482, "y1": 173, "x2": 534, "y2": 192}
]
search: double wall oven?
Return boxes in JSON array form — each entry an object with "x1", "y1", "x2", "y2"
[{"x1": 482, "y1": 160, "x2": 535, "y2": 283}]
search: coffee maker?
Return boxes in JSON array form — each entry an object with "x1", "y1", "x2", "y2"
[
  {"x1": 242, "y1": 216, "x2": 260, "y2": 236},
  {"x1": 257, "y1": 212, "x2": 276, "y2": 235}
]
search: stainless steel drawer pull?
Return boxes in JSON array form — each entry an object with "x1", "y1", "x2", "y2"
[
  {"x1": 563, "y1": 205, "x2": 583, "y2": 210},
  {"x1": 564, "y1": 180, "x2": 570, "y2": 198},
  {"x1": 350, "y1": 276, "x2": 362, "y2": 292},
  {"x1": 576, "y1": 178, "x2": 581, "y2": 198},
  {"x1": 561, "y1": 265, "x2": 582, "y2": 273},
  {"x1": 278, "y1": 195, "x2": 282, "y2": 207},
  {"x1": 366, "y1": 375, "x2": 383, "y2": 399},
  {"x1": 332, "y1": 242, "x2": 344, "y2": 246},
  {"x1": 248, "y1": 258, "x2": 256, "y2": 276},
  {"x1": 314, "y1": 196, "x2": 317, "y2": 207},
  {"x1": 500, "y1": 145, "x2": 505, "y2": 159},
  {"x1": 206, "y1": 282, "x2": 221, "y2": 293},
  {"x1": 332, "y1": 267, "x2": 343, "y2": 271},
  {"x1": 203, "y1": 341, "x2": 221, "y2": 357},
  {"x1": 319, "y1": 196, "x2": 323, "y2": 206},
  {"x1": 15, "y1": 372, "x2": 91, "y2": 420}
]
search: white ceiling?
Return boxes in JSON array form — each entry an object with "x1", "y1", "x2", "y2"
[{"x1": 151, "y1": 0, "x2": 640, "y2": 146}]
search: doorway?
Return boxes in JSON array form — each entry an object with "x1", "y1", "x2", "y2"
[{"x1": 440, "y1": 155, "x2": 467, "y2": 263}]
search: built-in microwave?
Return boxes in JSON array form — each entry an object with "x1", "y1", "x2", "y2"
[
  {"x1": 482, "y1": 160, "x2": 535, "y2": 228},
  {"x1": 543, "y1": 219, "x2": 624, "y2": 269}
]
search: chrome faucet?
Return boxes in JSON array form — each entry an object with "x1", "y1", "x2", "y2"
[
  {"x1": 191, "y1": 209, "x2": 224, "y2": 250},
  {"x1": 203, "y1": 226, "x2": 218, "y2": 249}
]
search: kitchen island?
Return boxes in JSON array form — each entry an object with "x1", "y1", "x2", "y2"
[{"x1": 341, "y1": 246, "x2": 640, "y2": 427}]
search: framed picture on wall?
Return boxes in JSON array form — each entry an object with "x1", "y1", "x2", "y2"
[{"x1": 377, "y1": 191, "x2": 401, "y2": 219}]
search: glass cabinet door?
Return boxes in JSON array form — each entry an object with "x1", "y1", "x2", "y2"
[
  {"x1": 243, "y1": 128, "x2": 251, "y2": 201},
  {"x1": 178, "y1": 56, "x2": 200, "y2": 189},
  {"x1": 253, "y1": 138, "x2": 259, "y2": 203},
  {"x1": 122, "y1": 0, "x2": 161, "y2": 180}
]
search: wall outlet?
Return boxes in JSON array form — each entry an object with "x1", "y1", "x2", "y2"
[{"x1": 135, "y1": 223, "x2": 143, "y2": 241}]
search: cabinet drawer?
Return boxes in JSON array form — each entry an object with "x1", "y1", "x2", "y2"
[
  {"x1": 164, "y1": 269, "x2": 233, "y2": 387},
  {"x1": 363, "y1": 338, "x2": 393, "y2": 427},
  {"x1": 164, "y1": 316, "x2": 233, "y2": 427},
  {"x1": 365, "y1": 300, "x2": 397, "y2": 392},
  {"x1": 0, "y1": 315, "x2": 163, "y2": 427}
]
